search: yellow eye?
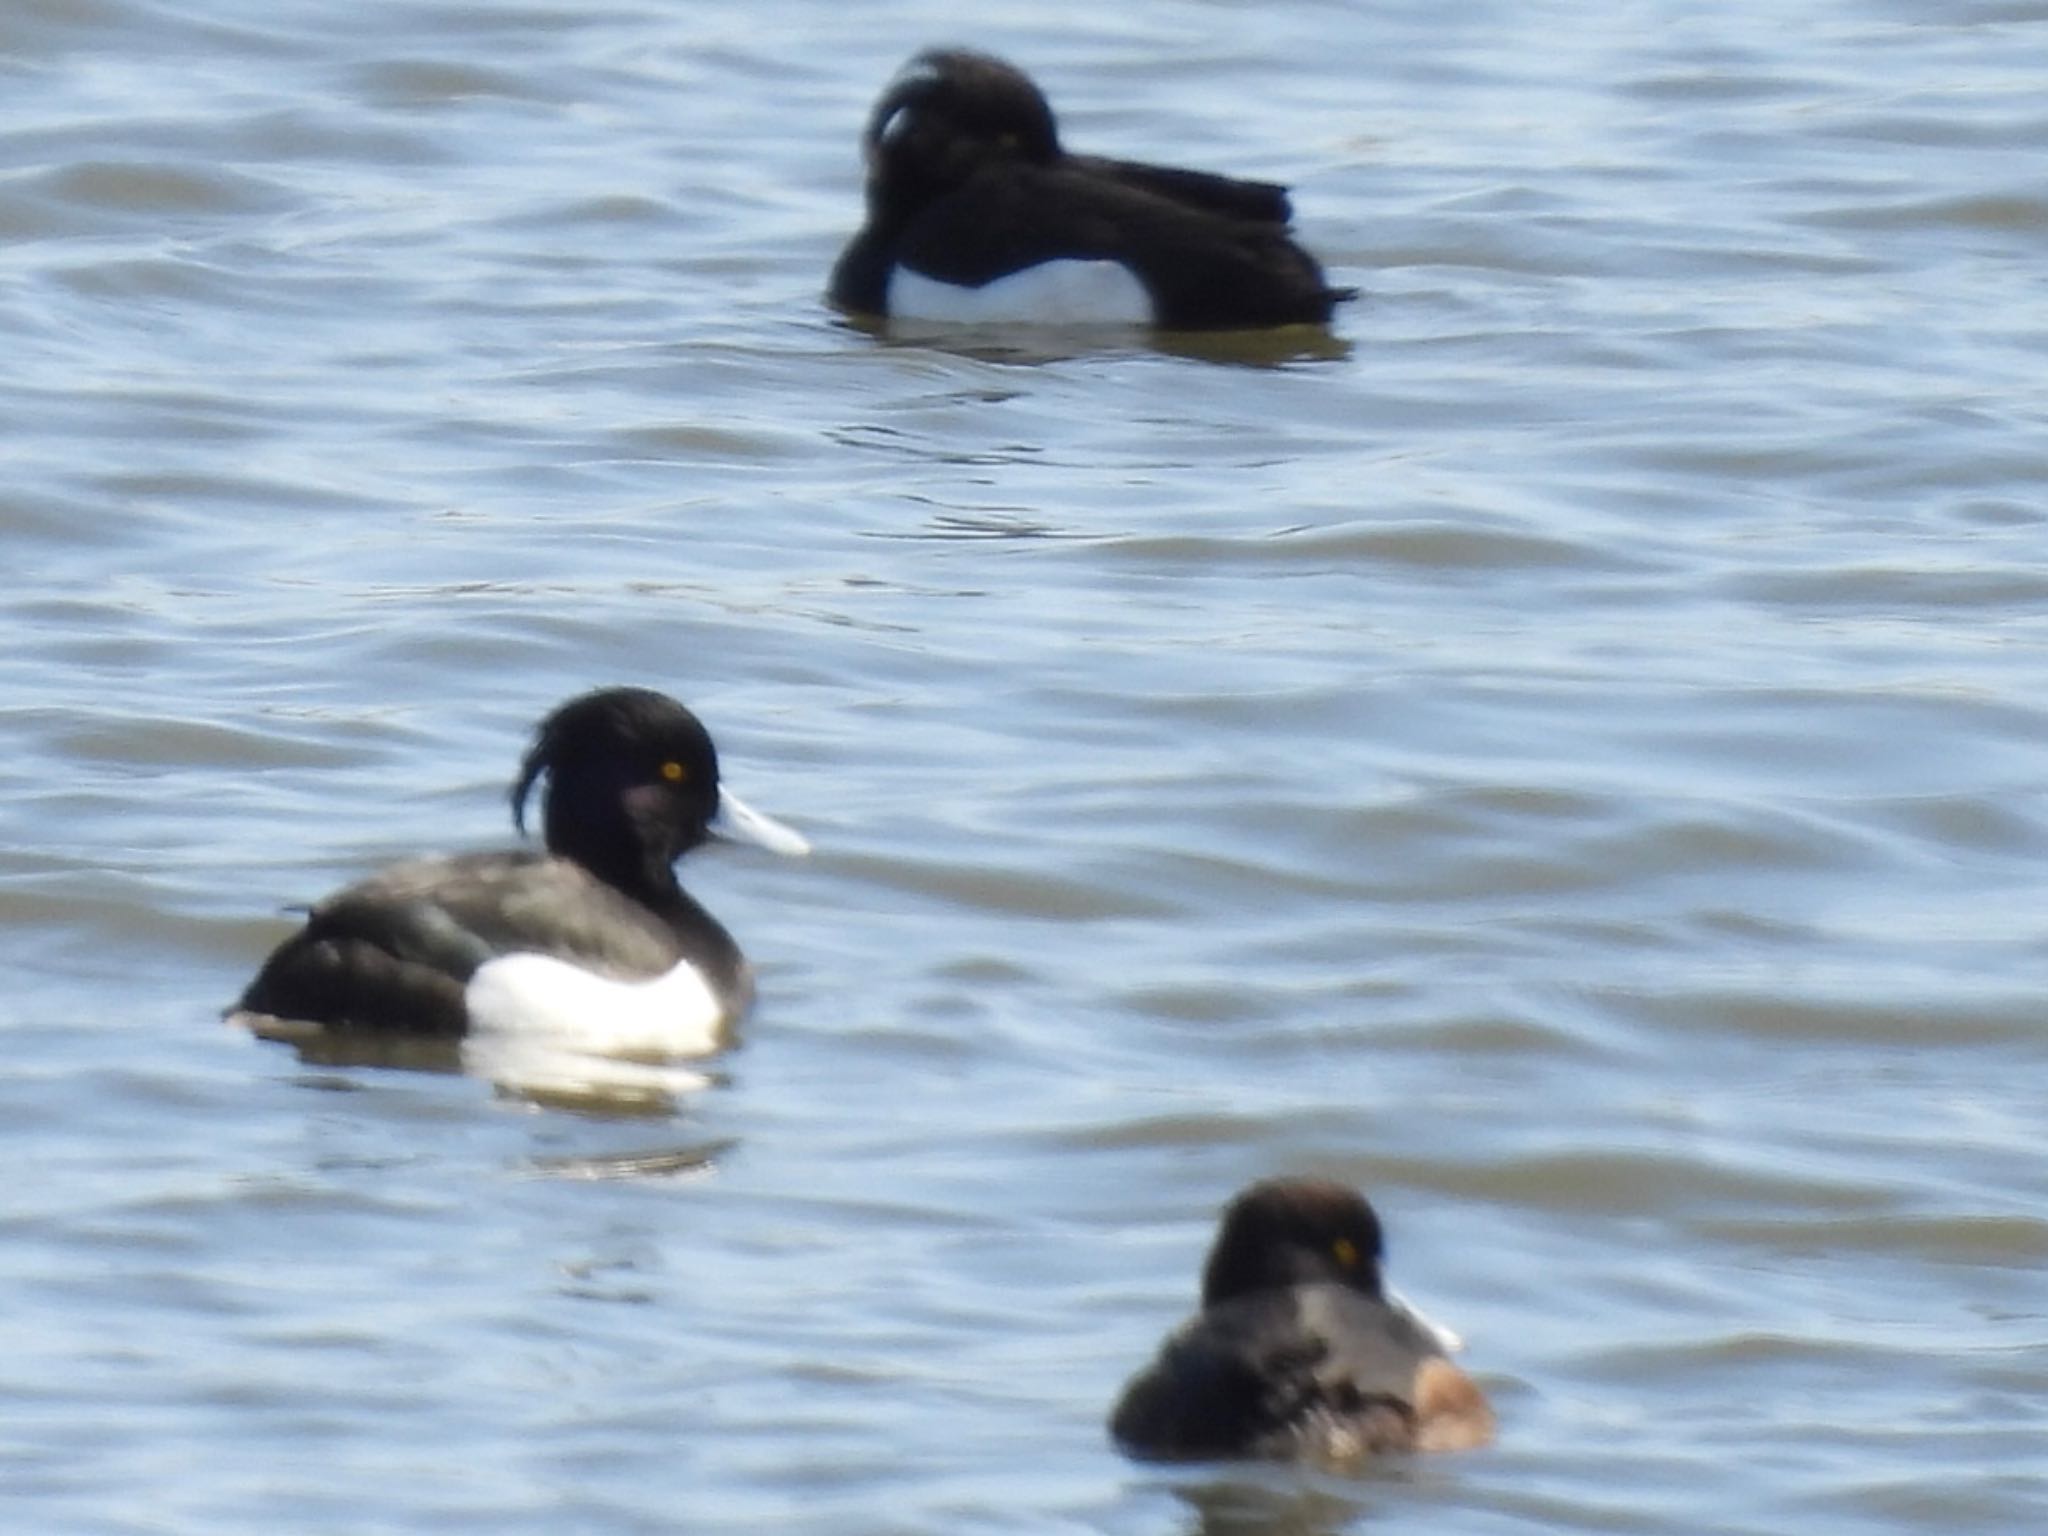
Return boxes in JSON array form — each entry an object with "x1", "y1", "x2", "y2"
[
  {"x1": 1332, "y1": 1238, "x2": 1358, "y2": 1269},
  {"x1": 660, "y1": 760, "x2": 687, "y2": 783}
]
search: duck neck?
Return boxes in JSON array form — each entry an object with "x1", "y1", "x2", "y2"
[
  {"x1": 643, "y1": 871, "x2": 748, "y2": 997},
  {"x1": 553, "y1": 812, "x2": 748, "y2": 995}
]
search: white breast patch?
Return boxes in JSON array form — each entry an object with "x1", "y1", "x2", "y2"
[{"x1": 888, "y1": 260, "x2": 1154, "y2": 326}]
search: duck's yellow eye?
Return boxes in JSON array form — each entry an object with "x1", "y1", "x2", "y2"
[
  {"x1": 660, "y1": 760, "x2": 687, "y2": 783},
  {"x1": 1332, "y1": 1238, "x2": 1358, "y2": 1269}
]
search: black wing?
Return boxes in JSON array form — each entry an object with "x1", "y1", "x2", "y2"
[
  {"x1": 1110, "y1": 1285, "x2": 1433, "y2": 1462},
  {"x1": 232, "y1": 853, "x2": 686, "y2": 1035},
  {"x1": 894, "y1": 165, "x2": 1350, "y2": 329},
  {"x1": 1070, "y1": 154, "x2": 1294, "y2": 224}
]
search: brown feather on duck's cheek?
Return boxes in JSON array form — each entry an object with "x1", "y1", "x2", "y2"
[{"x1": 1410, "y1": 1357, "x2": 1496, "y2": 1453}]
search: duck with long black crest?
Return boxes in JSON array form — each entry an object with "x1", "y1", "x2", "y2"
[
  {"x1": 831, "y1": 49, "x2": 1355, "y2": 331},
  {"x1": 229, "y1": 687, "x2": 808, "y2": 1079}
]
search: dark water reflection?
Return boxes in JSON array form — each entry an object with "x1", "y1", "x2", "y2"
[{"x1": 1168, "y1": 1475, "x2": 1371, "y2": 1536}]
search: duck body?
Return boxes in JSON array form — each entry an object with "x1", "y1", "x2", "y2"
[
  {"x1": 229, "y1": 688, "x2": 805, "y2": 1056},
  {"x1": 234, "y1": 848, "x2": 746, "y2": 1046},
  {"x1": 831, "y1": 49, "x2": 1353, "y2": 330},
  {"x1": 1110, "y1": 1179, "x2": 1493, "y2": 1465}
]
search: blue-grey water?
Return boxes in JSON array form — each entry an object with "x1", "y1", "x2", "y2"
[{"x1": 4, "y1": 1, "x2": 2047, "y2": 1531}]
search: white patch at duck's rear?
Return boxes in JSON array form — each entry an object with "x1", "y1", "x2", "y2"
[{"x1": 888, "y1": 260, "x2": 1154, "y2": 325}]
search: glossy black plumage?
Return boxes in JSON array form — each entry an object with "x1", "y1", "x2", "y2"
[
  {"x1": 1110, "y1": 1179, "x2": 1494, "y2": 1464},
  {"x1": 231, "y1": 688, "x2": 792, "y2": 1038},
  {"x1": 830, "y1": 49, "x2": 1354, "y2": 330}
]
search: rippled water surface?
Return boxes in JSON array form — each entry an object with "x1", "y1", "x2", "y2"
[{"x1": 5, "y1": 1, "x2": 2047, "y2": 1531}]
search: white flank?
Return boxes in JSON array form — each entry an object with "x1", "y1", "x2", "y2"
[
  {"x1": 888, "y1": 260, "x2": 1154, "y2": 326},
  {"x1": 460, "y1": 953, "x2": 724, "y2": 1106},
  {"x1": 462, "y1": 952, "x2": 724, "y2": 1057}
]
